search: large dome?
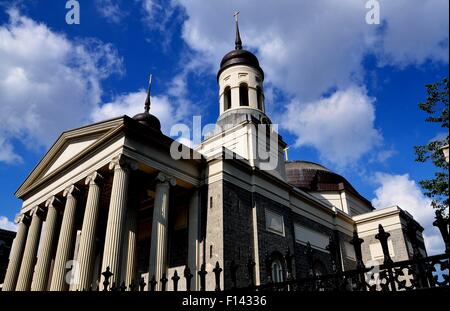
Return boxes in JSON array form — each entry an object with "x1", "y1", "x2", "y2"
[{"x1": 285, "y1": 160, "x2": 373, "y2": 208}]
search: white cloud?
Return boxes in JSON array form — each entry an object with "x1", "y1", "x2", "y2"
[
  {"x1": 0, "y1": 9, "x2": 123, "y2": 163},
  {"x1": 0, "y1": 137, "x2": 22, "y2": 164},
  {"x1": 283, "y1": 86, "x2": 382, "y2": 167},
  {"x1": 372, "y1": 172, "x2": 445, "y2": 255},
  {"x1": 91, "y1": 91, "x2": 188, "y2": 135},
  {"x1": 95, "y1": 0, "x2": 127, "y2": 24},
  {"x1": 0, "y1": 216, "x2": 17, "y2": 232},
  {"x1": 175, "y1": 0, "x2": 448, "y2": 100},
  {"x1": 170, "y1": 0, "x2": 448, "y2": 165}
]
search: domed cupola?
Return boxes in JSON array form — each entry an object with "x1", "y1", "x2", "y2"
[
  {"x1": 216, "y1": 12, "x2": 269, "y2": 127},
  {"x1": 217, "y1": 17, "x2": 264, "y2": 81},
  {"x1": 133, "y1": 74, "x2": 162, "y2": 132}
]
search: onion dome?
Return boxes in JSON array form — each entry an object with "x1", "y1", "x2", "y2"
[
  {"x1": 217, "y1": 12, "x2": 264, "y2": 80},
  {"x1": 133, "y1": 74, "x2": 161, "y2": 132}
]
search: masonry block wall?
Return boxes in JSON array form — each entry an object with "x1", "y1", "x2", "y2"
[
  {"x1": 222, "y1": 180, "x2": 254, "y2": 288},
  {"x1": 360, "y1": 228, "x2": 410, "y2": 264}
]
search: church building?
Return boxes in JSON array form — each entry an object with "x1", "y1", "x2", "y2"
[{"x1": 1, "y1": 18, "x2": 426, "y2": 291}]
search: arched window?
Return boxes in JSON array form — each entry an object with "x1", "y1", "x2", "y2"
[
  {"x1": 271, "y1": 259, "x2": 284, "y2": 283},
  {"x1": 224, "y1": 86, "x2": 231, "y2": 110},
  {"x1": 239, "y1": 83, "x2": 249, "y2": 106},
  {"x1": 257, "y1": 86, "x2": 263, "y2": 110}
]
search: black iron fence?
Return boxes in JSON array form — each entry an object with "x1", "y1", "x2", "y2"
[{"x1": 99, "y1": 210, "x2": 449, "y2": 292}]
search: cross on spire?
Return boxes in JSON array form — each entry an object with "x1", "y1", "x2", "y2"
[
  {"x1": 144, "y1": 74, "x2": 152, "y2": 113},
  {"x1": 234, "y1": 11, "x2": 242, "y2": 50}
]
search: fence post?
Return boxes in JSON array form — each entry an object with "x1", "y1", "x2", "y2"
[
  {"x1": 198, "y1": 263, "x2": 207, "y2": 291},
  {"x1": 375, "y1": 224, "x2": 396, "y2": 291},
  {"x1": 129, "y1": 279, "x2": 137, "y2": 292},
  {"x1": 160, "y1": 274, "x2": 168, "y2": 291},
  {"x1": 213, "y1": 261, "x2": 223, "y2": 291},
  {"x1": 406, "y1": 219, "x2": 429, "y2": 288},
  {"x1": 326, "y1": 235, "x2": 339, "y2": 273},
  {"x1": 172, "y1": 270, "x2": 180, "y2": 292},
  {"x1": 149, "y1": 275, "x2": 157, "y2": 291},
  {"x1": 101, "y1": 266, "x2": 113, "y2": 291},
  {"x1": 184, "y1": 266, "x2": 193, "y2": 291},
  {"x1": 350, "y1": 230, "x2": 366, "y2": 291},
  {"x1": 375, "y1": 224, "x2": 393, "y2": 264},
  {"x1": 305, "y1": 242, "x2": 315, "y2": 277},
  {"x1": 433, "y1": 210, "x2": 449, "y2": 254},
  {"x1": 138, "y1": 277, "x2": 146, "y2": 291}
]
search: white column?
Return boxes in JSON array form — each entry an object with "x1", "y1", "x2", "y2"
[
  {"x1": 2, "y1": 214, "x2": 30, "y2": 291},
  {"x1": 50, "y1": 185, "x2": 79, "y2": 291},
  {"x1": 121, "y1": 204, "x2": 137, "y2": 289},
  {"x1": 187, "y1": 190, "x2": 200, "y2": 290},
  {"x1": 75, "y1": 172, "x2": 103, "y2": 291},
  {"x1": 16, "y1": 207, "x2": 44, "y2": 291},
  {"x1": 101, "y1": 155, "x2": 137, "y2": 286},
  {"x1": 31, "y1": 197, "x2": 61, "y2": 291},
  {"x1": 148, "y1": 173, "x2": 176, "y2": 290}
]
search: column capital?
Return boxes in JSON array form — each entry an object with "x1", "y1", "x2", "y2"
[
  {"x1": 30, "y1": 206, "x2": 45, "y2": 218},
  {"x1": 45, "y1": 196, "x2": 62, "y2": 209},
  {"x1": 85, "y1": 171, "x2": 104, "y2": 186},
  {"x1": 63, "y1": 185, "x2": 80, "y2": 198},
  {"x1": 109, "y1": 154, "x2": 139, "y2": 171},
  {"x1": 156, "y1": 172, "x2": 176, "y2": 186},
  {"x1": 14, "y1": 213, "x2": 31, "y2": 225}
]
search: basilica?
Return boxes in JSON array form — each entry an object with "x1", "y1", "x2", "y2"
[{"x1": 1, "y1": 19, "x2": 426, "y2": 291}]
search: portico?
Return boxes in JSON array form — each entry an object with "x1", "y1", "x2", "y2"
[{"x1": 3, "y1": 113, "x2": 204, "y2": 291}]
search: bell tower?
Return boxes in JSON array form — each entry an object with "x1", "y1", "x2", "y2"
[
  {"x1": 216, "y1": 11, "x2": 271, "y2": 127},
  {"x1": 198, "y1": 13, "x2": 287, "y2": 181}
]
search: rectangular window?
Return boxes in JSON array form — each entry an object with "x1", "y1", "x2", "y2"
[
  {"x1": 210, "y1": 196, "x2": 213, "y2": 209},
  {"x1": 265, "y1": 209, "x2": 285, "y2": 236},
  {"x1": 294, "y1": 223, "x2": 329, "y2": 252}
]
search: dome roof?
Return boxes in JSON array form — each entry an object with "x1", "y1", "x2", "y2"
[
  {"x1": 217, "y1": 49, "x2": 264, "y2": 80},
  {"x1": 132, "y1": 111, "x2": 161, "y2": 132},
  {"x1": 217, "y1": 14, "x2": 264, "y2": 81},
  {"x1": 285, "y1": 160, "x2": 373, "y2": 208},
  {"x1": 132, "y1": 74, "x2": 161, "y2": 132}
]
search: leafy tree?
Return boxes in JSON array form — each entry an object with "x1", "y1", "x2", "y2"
[{"x1": 414, "y1": 77, "x2": 449, "y2": 218}]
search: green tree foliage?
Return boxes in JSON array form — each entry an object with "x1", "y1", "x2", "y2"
[{"x1": 414, "y1": 77, "x2": 449, "y2": 217}]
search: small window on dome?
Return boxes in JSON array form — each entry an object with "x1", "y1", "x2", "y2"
[
  {"x1": 224, "y1": 86, "x2": 231, "y2": 110},
  {"x1": 239, "y1": 83, "x2": 249, "y2": 106}
]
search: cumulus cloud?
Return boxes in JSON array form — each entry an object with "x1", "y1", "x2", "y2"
[
  {"x1": 283, "y1": 86, "x2": 382, "y2": 167},
  {"x1": 169, "y1": 0, "x2": 448, "y2": 165},
  {"x1": 0, "y1": 9, "x2": 123, "y2": 163},
  {"x1": 91, "y1": 91, "x2": 189, "y2": 135},
  {"x1": 175, "y1": 0, "x2": 448, "y2": 99},
  {"x1": 0, "y1": 215, "x2": 17, "y2": 232},
  {"x1": 372, "y1": 172, "x2": 445, "y2": 254}
]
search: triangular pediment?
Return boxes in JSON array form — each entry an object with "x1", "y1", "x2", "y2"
[{"x1": 16, "y1": 117, "x2": 126, "y2": 198}]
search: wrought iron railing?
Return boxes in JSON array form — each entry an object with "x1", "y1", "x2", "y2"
[{"x1": 97, "y1": 210, "x2": 449, "y2": 292}]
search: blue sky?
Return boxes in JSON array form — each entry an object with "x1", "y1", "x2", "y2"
[{"x1": 0, "y1": 0, "x2": 448, "y2": 254}]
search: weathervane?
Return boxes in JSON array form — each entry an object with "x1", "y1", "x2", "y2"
[
  {"x1": 234, "y1": 11, "x2": 240, "y2": 22},
  {"x1": 233, "y1": 11, "x2": 242, "y2": 50},
  {"x1": 144, "y1": 74, "x2": 152, "y2": 113}
]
